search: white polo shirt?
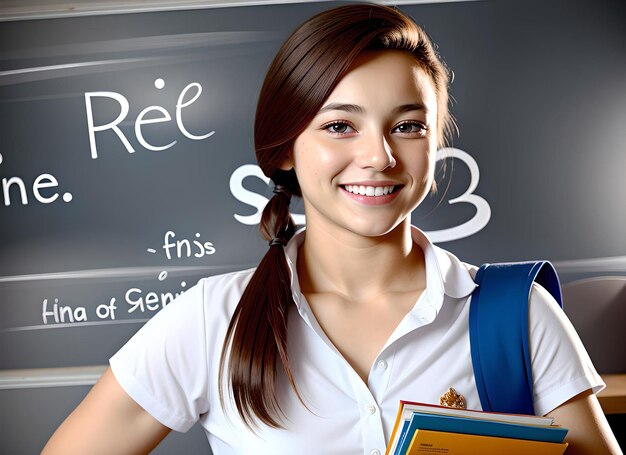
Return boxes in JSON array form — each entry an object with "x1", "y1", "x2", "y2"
[{"x1": 109, "y1": 226, "x2": 604, "y2": 455}]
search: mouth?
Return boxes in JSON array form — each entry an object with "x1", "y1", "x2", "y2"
[
  {"x1": 340, "y1": 184, "x2": 402, "y2": 197},
  {"x1": 338, "y1": 183, "x2": 404, "y2": 206}
]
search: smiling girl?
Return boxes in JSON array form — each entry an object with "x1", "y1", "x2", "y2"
[{"x1": 43, "y1": 4, "x2": 620, "y2": 454}]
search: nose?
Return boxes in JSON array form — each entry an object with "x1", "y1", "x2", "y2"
[{"x1": 355, "y1": 133, "x2": 396, "y2": 171}]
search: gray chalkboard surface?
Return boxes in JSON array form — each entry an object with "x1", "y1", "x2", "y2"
[{"x1": 1, "y1": 0, "x2": 625, "y2": 453}]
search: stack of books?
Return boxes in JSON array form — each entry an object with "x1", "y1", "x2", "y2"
[{"x1": 386, "y1": 401, "x2": 569, "y2": 455}]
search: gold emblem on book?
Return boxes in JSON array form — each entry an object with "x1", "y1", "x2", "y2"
[{"x1": 439, "y1": 387, "x2": 466, "y2": 409}]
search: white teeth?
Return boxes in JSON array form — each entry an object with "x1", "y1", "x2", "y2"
[{"x1": 344, "y1": 185, "x2": 396, "y2": 196}]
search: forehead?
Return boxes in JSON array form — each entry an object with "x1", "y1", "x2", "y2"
[{"x1": 323, "y1": 50, "x2": 437, "y2": 112}]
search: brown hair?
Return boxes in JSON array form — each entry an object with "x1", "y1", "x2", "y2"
[{"x1": 219, "y1": 2, "x2": 453, "y2": 428}]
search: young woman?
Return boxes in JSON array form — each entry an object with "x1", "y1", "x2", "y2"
[{"x1": 43, "y1": 4, "x2": 621, "y2": 454}]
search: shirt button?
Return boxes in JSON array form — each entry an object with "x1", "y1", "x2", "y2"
[
  {"x1": 377, "y1": 360, "x2": 388, "y2": 370},
  {"x1": 371, "y1": 450, "x2": 381, "y2": 455},
  {"x1": 366, "y1": 404, "x2": 376, "y2": 415}
]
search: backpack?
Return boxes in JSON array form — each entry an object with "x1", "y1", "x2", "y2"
[{"x1": 469, "y1": 261, "x2": 563, "y2": 415}]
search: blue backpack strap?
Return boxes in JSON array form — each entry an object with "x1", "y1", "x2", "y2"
[{"x1": 469, "y1": 261, "x2": 563, "y2": 415}]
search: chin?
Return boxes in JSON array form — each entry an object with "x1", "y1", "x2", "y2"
[{"x1": 343, "y1": 217, "x2": 406, "y2": 238}]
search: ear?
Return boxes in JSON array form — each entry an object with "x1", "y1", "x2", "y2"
[{"x1": 278, "y1": 150, "x2": 294, "y2": 171}]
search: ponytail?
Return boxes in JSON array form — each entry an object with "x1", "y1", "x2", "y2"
[{"x1": 219, "y1": 183, "x2": 303, "y2": 429}]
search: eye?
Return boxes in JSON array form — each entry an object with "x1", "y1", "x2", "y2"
[
  {"x1": 322, "y1": 121, "x2": 357, "y2": 136},
  {"x1": 392, "y1": 121, "x2": 428, "y2": 136}
]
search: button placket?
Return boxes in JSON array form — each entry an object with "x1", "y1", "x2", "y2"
[
  {"x1": 347, "y1": 372, "x2": 386, "y2": 455},
  {"x1": 369, "y1": 349, "x2": 396, "y2": 405}
]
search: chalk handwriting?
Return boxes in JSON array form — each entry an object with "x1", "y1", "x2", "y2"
[
  {"x1": 96, "y1": 298, "x2": 118, "y2": 320},
  {"x1": 427, "y1": 148, "x2": 491, "y2": 243},
  {"x1": 85, "y1": 79, "x2": 215, "y2": 159},
  {"x1": 42, "y1": 298, "x2": 87, "y2": 324},
  {"x1": 158, "y1": 231, "x2": 216, "y2": 260},
  {"x1": 40, "y1": 273, "x2": 189, "y2": 325},
  {"x1": 125, "y1": 281, "x2": 187, "y2": 314},
  {"x1": 1, "y1": 153, "x2": 73, "y2": 206}
]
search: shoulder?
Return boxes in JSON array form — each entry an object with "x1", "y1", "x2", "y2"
[
  {"x1": 193, "y1": 266, "x2": 258, "y2": 319},
  {"x1": 527, "y1": 280, "x2": 573, "y2": 340},
  {"x1": 527, "y1": 281, "x2": 605, "y2": 414},
  {"x1": 527, "y1": 281, "x2": 573, "y2": 348},
  {"x1": 198, "y1": 267, "x2": 257, "y2": 299}
]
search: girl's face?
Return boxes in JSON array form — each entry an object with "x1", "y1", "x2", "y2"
[{"x1": 284, "y1": 50, "x2": 438, "y2": 239}]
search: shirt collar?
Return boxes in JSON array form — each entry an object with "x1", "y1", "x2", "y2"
[
  {"x1": 409, "y1": 225, "x2": 478, "y2": 302},
  {"x1": 283, "y1": 226, "x2": 477, "y2": 312}
]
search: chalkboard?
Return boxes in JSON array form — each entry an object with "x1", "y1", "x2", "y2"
[{"x1": 1, "y1": 0, "x2": 625, "y2": 452}]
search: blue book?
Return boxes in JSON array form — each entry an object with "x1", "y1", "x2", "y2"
[
  {"x1": 393, "y1": 420, "x2": 411, "y2": 455},
  {"x1": 395, "y1": 412, "x2": 568, "y2": 455}
]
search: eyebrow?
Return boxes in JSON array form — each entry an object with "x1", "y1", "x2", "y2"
[{"x1": 317, "y1": 102, "x2": 428, "y2": 115}]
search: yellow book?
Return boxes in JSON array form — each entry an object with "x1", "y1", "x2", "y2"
[{"x1": 407, "y1": 429, "x2": 568, "y2": 455}]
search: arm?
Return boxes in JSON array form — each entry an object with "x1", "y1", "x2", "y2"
[
  {"x1": 41, "y1": 367, "x2": 171, "y2": 455},
  {"x1": 547, "y1": 389, "x2": 622, "y2": 455}
]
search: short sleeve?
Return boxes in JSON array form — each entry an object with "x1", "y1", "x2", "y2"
[
  {"x1": 528, "y1": 282, "x2": 605, "y2": 416},
  {"x1": 109, "y1": 279, "x2": 210, "y2": 432}
]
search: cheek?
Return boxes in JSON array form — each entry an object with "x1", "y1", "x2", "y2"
[
  {"x1": 295, "y1": 139, "x2": 349, "y2": 181},
  {"x1": 293, "y1": 144, "x2": 323, "y2": 186},
  {"x1": 313, "y1": 139, "x2": 349, "y2": 168},
  {"x1": 404, "y1": 145, "x2": 435, "y2": 173}
]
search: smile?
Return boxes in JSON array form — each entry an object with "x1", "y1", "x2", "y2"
[
  {"x1": 339, "y1": 183, "x2": 402, "y2": 206},
  {"x1": 343, "y1": 184, "x2": 396, "y2": 196}
]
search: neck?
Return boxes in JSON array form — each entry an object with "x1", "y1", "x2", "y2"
[{"x1": 297, "y1": 220, "x2": 426, "y2": 300}]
